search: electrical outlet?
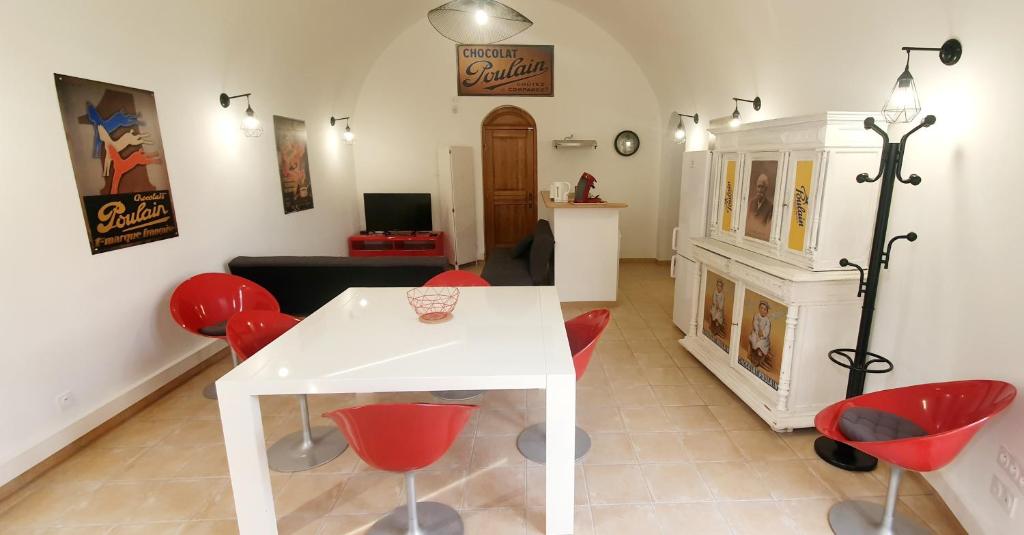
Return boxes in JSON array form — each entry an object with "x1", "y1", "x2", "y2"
[
  {"x1": 55, "y1": 390, "x2": 75, "y2": 411},
  {"x1": 998, "y1": 445, "x2": 1024, "y2": 493},
  {"x1": 991, "y1": 475, "x2": 1018, "y2": 517}
]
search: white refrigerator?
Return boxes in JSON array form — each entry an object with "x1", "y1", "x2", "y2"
[{"x1": 671, "y1": 150, "x2": 713, "y2": 335}]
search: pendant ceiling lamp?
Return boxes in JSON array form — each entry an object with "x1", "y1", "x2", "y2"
[{"x1": 428, "y1": 0, "x2": 532, "y2": 44}]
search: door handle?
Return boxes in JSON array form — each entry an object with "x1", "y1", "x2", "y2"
[
  {"x1": 671, "y1": 227, "x2": 679, "y2": 251},
  {"x1": 528, "y1": 192, "x2": 534, "y2": 207},
  {"x1": 670, "y1": 255, "x2": 677, "y2": 278}
]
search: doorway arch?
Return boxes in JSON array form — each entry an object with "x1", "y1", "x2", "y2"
[{"x1": 481, "y1": 106, "x2": 538, "y2": 256}]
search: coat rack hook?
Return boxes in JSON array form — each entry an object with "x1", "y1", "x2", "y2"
[
  {"x1": 881, "y1": 232, "x2": 918, "y2": 268},
  {"x1": 839, "y1": 258, "x2": 868, "y2": 297},
  {"x1": 896, "y1": 115, "x2": 935, "y2": 185}
]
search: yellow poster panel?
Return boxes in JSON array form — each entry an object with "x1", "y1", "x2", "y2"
[
  {"x1": 701, "y1": 270, "x2": 736, "y2": 353},
  {"x1": 737, "y1": 290, "x2": 787, "y2": 390},
  {"x1": 722, "y1": 160, "x2": 736, "y2": 231},
  {"x1": 787, "y1": 160, "x2": 814, "y2": 251}
]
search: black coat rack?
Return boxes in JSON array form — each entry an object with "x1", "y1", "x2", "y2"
[{"x1": 814, "y1": 114, "x2": 934, "y2": 471}]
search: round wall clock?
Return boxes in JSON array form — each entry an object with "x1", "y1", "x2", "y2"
[{"x1": 614, "y1": 130, "x2": 640, "y2": 156}]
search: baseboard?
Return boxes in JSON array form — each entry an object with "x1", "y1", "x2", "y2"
[
  {"x1": 0, "y1": 340, "x2": 228, "y2": 500},
  {"x1": 619, "y1": 257, "x2": 659, "y2": 263}
]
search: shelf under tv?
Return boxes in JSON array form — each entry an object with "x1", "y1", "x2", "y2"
[{"x1": 348, "y1": 232, "x2": 445, "y2": 257}]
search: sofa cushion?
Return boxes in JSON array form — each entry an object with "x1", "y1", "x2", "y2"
[
  {"x1": 481, "y1": 248, "x2": 534, "y2": 286},
  {"x1": 528, "y1": 219, "x2": 554, "y2": 285},
  {"x1": 839, "y1": 407, "x2": 927, "y2": 442},
  {"x1": 511, "y1": 233, "x2": 533, "y2": 258}
]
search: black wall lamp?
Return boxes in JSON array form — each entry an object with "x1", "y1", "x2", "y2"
[
  {"x1": 729, "y1": 96, "x2": 761, "y2": 128},
  {"x1": 220, "y1": 92, "x2": 262, "y2": 137},
  {"x1": 672, "y1": 111, "x2": 699, "y2": 143},
  {"x1": 330, "y1": 116, "x2": 354, "y2": 143},
  {"x1": 882, "y1": 38, "x2": 962, "y2": 123}
]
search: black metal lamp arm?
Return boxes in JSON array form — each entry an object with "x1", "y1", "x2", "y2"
[{"x1": 674, "y1": 111, "x2": 700, "y2": 124}]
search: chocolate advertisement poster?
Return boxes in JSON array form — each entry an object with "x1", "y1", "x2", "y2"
[
  {"x1": 273, "y1": 115, "x2": 314, "y2": 214},
  {"x1": 701, "y1": 270, "x2": 736, "y2": 353},
  {"x1": 54, "y1": 74, "x2": 178, "y2": 254},
  {"x1": 456, "y1": 44, "x2": 553, "y2": 96},
  {"x1": 737, "y1": 289, "x2": 788, "y2": 390}
]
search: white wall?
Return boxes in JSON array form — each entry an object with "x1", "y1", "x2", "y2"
[
  {"x1": 0, "y1": 0, "x2": 384, "y2": 484},
  {"x1": 352, "y1": 0, "x2": 662, "y2": 260},
  {"x1": 558, "y1": 1, "x2": 1024, "y2": 532}
]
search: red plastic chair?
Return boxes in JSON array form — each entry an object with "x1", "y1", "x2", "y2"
[
  {"x1": 323, "y1": 403, "x2": 477, "y2": 535},
  {"x1": 427, "y1": 270, "x2": 491, "y2": 401},
  {"x1": 226, "y1": 311, "x2": 347, "y2": 473},
  {"x1": 169, "y1": 273, "x2": 279, "y2": 399},
  {"x1": 815, "y1": 380, "x2": 1016, "y2": 535},
  {"x1": 516, "y1": 309, "x2": 611, "y2": 463},
  {"x1": 424, "y1": 270, "x2": 491, "y2": 287}
]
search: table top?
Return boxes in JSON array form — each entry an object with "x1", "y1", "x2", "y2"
[
  {"x1": 217, "y1": 286, "x2": 574, "y2": 396},
  {"x1": 541, "y1": 191, "x2": 629, "y2": 209}
]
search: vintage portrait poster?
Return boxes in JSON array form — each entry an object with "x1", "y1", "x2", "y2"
[
  {"x1": 738, "y1": 290, "x2": 788, "y2": 390},
  {"x1": 456, "y1": 44, "x2": 554, "y2": 96},
  {"x1": 701, "y1": 270, "x2": 736, "y2": 353},
  {"x1": 54, "y1": 74, "x2": 178, "y2": 254},
  {"x1": 744, "y1": 160, "x2": 779, "y2": 242},
  {"x1": 272, "y1": 116, "x2": 314, "y2": 214},
  {"x1": 787, "y1": 160, "x2": 814, "y2": 252}
]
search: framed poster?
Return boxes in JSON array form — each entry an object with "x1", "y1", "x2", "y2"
[
  {"x1": 701, "y1": 269, "x2": 736, "y2": 352},
  {"x1": 54, "y1": 74, "x2": 178, "y2": 254},
  {"x1": 272, "y1": 116, "x2": 314, "y2": 214},
  {"x1": 721, "y1": 158, "x2": 737, "y2": 232},
  {"x1": 737, "y1": 290, "x2": 787, "y2": 390},
  {"x1": 743, "y1": 159, "x2": 779, "y2": 242},
  {"x1": 456, "y1": 44, "x2": 553, "y2": 96},
  {"x1": 787, "y1": 159, "x2": 814, "y2": 252}
]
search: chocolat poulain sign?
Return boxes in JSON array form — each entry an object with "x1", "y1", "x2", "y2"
[{"x1": 456, "y1": 45, "x2": 553, "y2": 97}]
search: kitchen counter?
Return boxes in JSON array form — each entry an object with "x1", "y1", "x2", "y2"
[{"x1": 541, "y1": 191, "x2": 627, "y2": 302}]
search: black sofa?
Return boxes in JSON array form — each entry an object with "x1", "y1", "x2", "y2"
[
  {"x1": 481, "y1": 219, "x2": 554, "y2": 286},
  {"x1": 228, "y1": 255, "x2": 447, "y2": 316}
]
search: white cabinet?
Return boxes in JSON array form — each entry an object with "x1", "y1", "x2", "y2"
[
  {"x1": 671, "y1": 255, "x2": 697, "y2": 334},
  {"x1": 437, "y1": 146, "x2": 478, "y2": 266}
]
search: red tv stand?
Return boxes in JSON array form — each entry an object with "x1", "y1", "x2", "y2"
[{"x1": 348, "y1": 232, "x2": 445, "y2": 257}]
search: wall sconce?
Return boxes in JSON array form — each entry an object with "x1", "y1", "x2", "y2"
[
  {"x1": 330, "y1": 116, "x2": 354, "y2": 143},
  {"x1": 729, "y1": 97, "x2": 761, "y2": 128},
  {"x1": 672, "y1": 111, "x2": 699, "y2": 143},
  {"x1": 220, "y1": 92, "x2": 263, "y2": 137},
  {"x1": 882, "y1": 38, "x2": 962, "y2": 123}
]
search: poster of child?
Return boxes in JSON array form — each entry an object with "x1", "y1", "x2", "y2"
[
  {"x1": 701, "y1": 270, "x2": 735, "y2": 353},
  {"x1": 738, "y1": 290, "x2": 788, "y2": 390}
]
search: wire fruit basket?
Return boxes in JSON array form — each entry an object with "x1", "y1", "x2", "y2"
[{"x1": 407, "y1": 286, "x2": 460, "y2": 323}]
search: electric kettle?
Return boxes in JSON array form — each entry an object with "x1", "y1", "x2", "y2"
[{"x1": 549, "y1": 181, "x2": 571, "y2": 202}]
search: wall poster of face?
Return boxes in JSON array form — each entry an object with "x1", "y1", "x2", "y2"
[
  {"x1": 273, "y1": 115, "x2": 314, "y2": 214},
  {"x1": 702, "y1": 270, "x2": 736, "y2": 353},
  {"x1": 54, "y1": 74, "x2": 178, "y2": 254},
  {"x1": 744, "y1": 160, "x2": 779, "y2": 242},
  {"x1": 738, "y1": 289, "x2": 787, "y2": 390}
]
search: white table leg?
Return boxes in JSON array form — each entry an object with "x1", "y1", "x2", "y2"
[
  {"x1": 218, "y1": 390, "x2": 277, "y2": 534},
  {"x1": 545, "y1": 373, "x2": 576, "y2": 534}
]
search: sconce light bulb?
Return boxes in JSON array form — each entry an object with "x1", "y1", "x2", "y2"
[
  {"x1": 240, "y1": 105, "x2": 262, "y2": 137},
  {"x1": 343, "y1": 125, "x2": 355, "y2": 142},
  {"x1": 474, "y1": 9, "x2": 489, "y2": 25},
  {"x1": 730, "y1": 109, "x2": 741, "y2": 128},
  {"x1": 674, "y1": 127, "x2": 685, "y2": 141},
  {"x1": 882, "y1": 67, "x2": 922, "y2": 123}
]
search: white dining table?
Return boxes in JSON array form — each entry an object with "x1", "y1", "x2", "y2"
[{"x1": 216, "y1": 286, "x2": 577, "y2": 534}]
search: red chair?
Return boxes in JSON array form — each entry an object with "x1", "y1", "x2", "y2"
[
  {"x1": 426, "y1": 270, "x2": 491, "y2": 402},
  {"x1": 424, "y1": 270, "x2": 490, "y2": 288},
  {"x1": 516, "y1": 309, "x2": 611, "y2": 463},
  {"x1": 323, "y1": 403, "x2": 477, "y2": 535},
  {"x1": 169, "y1": 273, "x2": 279, "y2": 399},
  {"x1": 226, "y1": 311, "x2": 348, "y2": 473},
  {"x1": 815, "y1": 380, "x2": 1016, "y2": 535}
]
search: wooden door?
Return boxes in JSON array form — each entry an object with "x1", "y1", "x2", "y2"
[{"x1": 482, "y1": 106, "x2": 537, "y2": 255}]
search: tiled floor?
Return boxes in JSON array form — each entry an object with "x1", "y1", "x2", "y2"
[{"x1": 0, "y1": 262, "x2": 967, "y2": 534}]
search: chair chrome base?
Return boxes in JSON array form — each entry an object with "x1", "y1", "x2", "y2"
[
  {"x1": 431, "y1": 390, "x2": 484, "y2": 401},
  {"x1": 516, "y1": 423, "x2": 591, "y2": 464},
  {"x1": 267, "y1": 426, "x2": 348, "y2": 473},
  {"x1": 828, "y1": 500, "x2": 931, "y2": 535},
  {"x1": 369, "y1": 501, "x2": 464, "y2": 535},
  {"x1": 202, "y1": 382, "x2": 218, "y2": 400}
]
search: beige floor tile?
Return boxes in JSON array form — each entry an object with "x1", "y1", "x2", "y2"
[
  {"x1": 431, "y1": 435, "x2": 474, "y2": 471},
  {"x1": 317, "y1": 514, "x2": 379, "y2": 535},
  {"x1": 60, "y1": 480, "x2": 154, "y2": 525},
  {"x1": 778, "y1": 428, "x2": 821, "y2": 459},
  {"x1": 481, "y1": 390, "x2": 528, "y2": 410},
  {"x1": 624, "y1": 339, "x2": 663, "y2": 354},
  {"x1": 752, "y1": 460, "x2": 835, "y2": 499},
  {"x1": 641, "y1": 367, "x2": 688, "y2": 386},
  {"x1": 708, "y1": 404, "x2": 766, "y2": 431},
  {"x1": 629, "y1": 433, "x2": 688, "y2": 464},
  {"x1": 526, "y1": 506, "x2": 594, "y2": 535},
  {"x1": 44, "y1": 526, "x2": 120, "y2": 535},
  {"x1": 526, "y1": 466, "x2": 588, "y2": 507},
  {"x1": 302, "y1": 446, "x2": 361, "y2": 475},
  {"x1": 117, "y1": 446, "x2": 196, "y2": 480},
  {"x1": 872, "y1": 462, "x2": 935, "y2": 496},
  {"x1": 177, "y1": 519, "x2": 240, "y2": 535},
  {"x1": 680, "y1": 365, "x2": 720, "y2": 387},
  {"x1": 610, "y1": 386, "x2": 659, "y2": 407},
  {"x1": 653, "y1": 503, "x2": 731, "y2": 535},
  {"x1": 663, "y1": 406, "x2": 722, "y2": 432},
  {"x1": 0, "y1": 482, "x2": 100, "y2": 527},
  {"x1": 461, "y1": 507, "x2": 526, "y2": 535},
  {"x1": 91, "y1": 419, "x2": 183, "y2": 449},
  {"x1": 777, "y1": 497, "x2": 838, "y2": 535},
  {"x1": 39, "y1": 447, "x2": 146, "y2": 483},
  {"x1": 576, "y1": 407, "x2": 624, "y2": 434},
  {"x1": 413, "y1": 469, "x2": 467, "y2": 508},
  {"x1": 719, "y1": 500, "x2": 799, "y2": 535},
  {"x1": 108, "y1": 523, "x2": 186, "y2": 535},
  {"x1": 697, "y1": 461, "x2": 773, "y2": 500},
  {"x1": 805, "y1": 459, "x2": 887, "y2": 498},
  {"x1": 274, "y1": 473, "x2": 347, "y2": 517},
  {"x1": 162, "y1": 421, "x2": 224, "y2": 447},
  {"x1": 525, "y1": 389, "x2": 546, "y2": 408},
  {"x1": 695, "y1": 384, "x2": 742, "y2": 406},
  {"x1": 577, "y1": 367, "x2": 610, "y2": 389},
  {"x1": 641, "y1": 463, "x2": 711, "y2": 503},
  {"x1": 133, "y1": 478, "x2": 226, "y2": 522},
  {"x1": 471, "y1": 435, "x2": 525, "y2": 469},
  {"x1": 901, "y1": 494, "x2": 968, "y2": 535},
  {"x1": 331, "y1": 472, "x2": 404, "y2": 514},
  {"x1": 463, "y1": 466, "x2": 526, "y2": 509},
  {"x1": 603, "y1": 366, "x2": 647, "y2": 389},
  {"x1": 650, "y1": 385, "x2": 703, "y2": 406},
  {"x1": 581, "y1": 433, "x2": 637, "y2": 465},
  {"x1": 584, "y1": 465, "x2": 651, "y2": 505},
  {"x1": 576, "y1": 387, "x2": 617, "y2": 409},
  {"x1": 683, "y1": 431, "x2": 744, "y2": 462},
  {"x1": 634, "y1": 352, "x2": 675, "y2": 370},
  {"x1": 276, "y1": 512, "x2": 324, "y2": 535},
  {"x1": 590, "y1": 504, "x2": 660, "y2": 535},
  {"x1": 728, "y1": 429, "x2": 797, "y2": 461},
  {"x1": 194, "y1": 479, "x2": 236, "y2": 520},
  {"x1": 477, "y1": 409, "x2": 528, "y2": 436},
  {"x1": 620, "y1": 407, "x2": 676, "y2": 433},
  {"x1": 176, "y1": 444, "x2": 230, "y2": 478}
]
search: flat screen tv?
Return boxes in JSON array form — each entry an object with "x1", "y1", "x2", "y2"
[{"x1": 363, "y1": 193, "x2": 432, "y2": 232}]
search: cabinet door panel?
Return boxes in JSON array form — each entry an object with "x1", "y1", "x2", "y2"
[
  {"x1": 711, "y1": 153, "x2": 741, "y2": 240},
  {"x1": 780, "y1": 151, "x2": 823, "y2": 261},
  {"x1": 698, "y1": 266, "x2": 738, "y2": 356},
  {"x1": 738, "y1": 152, "x2": 786, "y2": 250},
  {"x1": 733, "y1": 288, "x2": 788, "y2": 392}
]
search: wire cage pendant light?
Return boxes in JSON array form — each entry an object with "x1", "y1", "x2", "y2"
[
  {"x1": 882, "y1": 54, "x2": 922, "y2": 124},
  {"x1": 428, "y1": 0, "x2": 533, "y2": 44}
]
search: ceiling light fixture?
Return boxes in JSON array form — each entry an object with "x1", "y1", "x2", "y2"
[
  {"x1": 330, "y1": 116, "x2": 354, "y2": 143},
  {"x1": 729, "y1": 96, "x2": 761, "y2": 128},
  {"x1": 220, "y1": 92, "x2": 263, "y2": 137},
  {"x1": 882, "y1": 38, "x2": 962, "y2": 124},
  {"x1": 672, "y1": 111, "x2": 699, "y2": 143},
  {"x1": 427, "y1": 0, "x2": 532, "y2": 44}
]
